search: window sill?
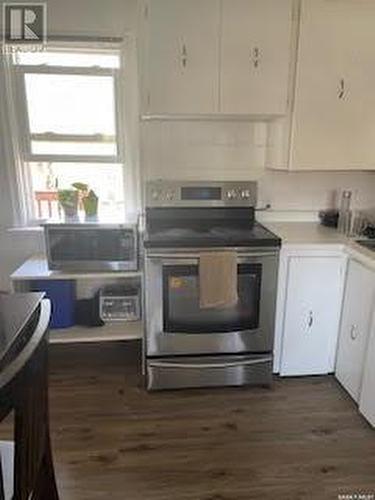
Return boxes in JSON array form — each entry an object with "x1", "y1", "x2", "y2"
[{"x1": 7, "y1": 226, "x2": 43, "y2": 234}]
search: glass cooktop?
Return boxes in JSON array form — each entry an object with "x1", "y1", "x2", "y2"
[{"x1": 144, "y1": 222, "x2": 281, "y2": 248}]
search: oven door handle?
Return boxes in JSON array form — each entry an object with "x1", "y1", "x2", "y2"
[{"x1": 148, "y1": 356, "x2": 272, "y2": 370}]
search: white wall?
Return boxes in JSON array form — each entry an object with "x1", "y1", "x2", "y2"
[
  {"x1": 142, "y1": 121, "x2": 267, "y2": 181},
  {"x1": 0, "y1": 0, "x2": 138, "y2": 37},
  {"x1": 142, "y1": 120, "x2": 375, "y2": 212},
  {"x1": 258, "y1": 170, "x2": 375, "y2": 212},
  {"x1": 0, "y1": 124, "x2": 45, "y2": 291}
]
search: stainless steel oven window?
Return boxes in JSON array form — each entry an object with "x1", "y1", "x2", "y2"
[
  {"x1": 145, "y1": 250, "x2": 279, "y2": 357},
  {"x1": 162, "y1": 263, "x2": 262, "y2": 334}
]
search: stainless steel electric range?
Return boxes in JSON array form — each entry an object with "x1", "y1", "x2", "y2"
[{"x1": 143, "y1": 180, "x2": 281, "y2": 390}]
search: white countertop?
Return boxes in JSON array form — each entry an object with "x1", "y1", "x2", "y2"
[
  {"x1": 264, "y1": 221, "x2": 348, "y2": 245},
  {"x1": 263, "y1": 221, "x2": 375, "y2": 271}
]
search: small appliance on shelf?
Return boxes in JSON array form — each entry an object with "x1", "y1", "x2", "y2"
[
  {"x1": 43, "y1": 221, "x2": 138, "y2": 272},
  {"x1": 99, "y1": 285, "x2": 141, "y2": 322}
]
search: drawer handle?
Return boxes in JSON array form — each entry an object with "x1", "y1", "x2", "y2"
[
  {"x1": 350, "y1": 325, "x2": 358, "y2": 341},
  {"x1": 149, "y1": 356, "x2": 272, "y2": 370}
]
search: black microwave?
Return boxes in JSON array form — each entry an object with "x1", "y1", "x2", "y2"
[{"x1": 43, "y1": 223, "x2": 138, "y2": 272}]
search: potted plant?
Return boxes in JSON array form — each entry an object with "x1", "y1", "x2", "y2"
[
  {"x1": 57, "y1": 189, "x2": 79, "y2": 220},
  {"x1": 72, "y1": 182, "x2": 99, "y2": 221},
  {"x1": 82, "y1": 190, "x2": 99, "y2": 220}
]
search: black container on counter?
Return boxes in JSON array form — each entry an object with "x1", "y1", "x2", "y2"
[{"x1": 319, "y1": 209, "x2": 339, "y2": 228}]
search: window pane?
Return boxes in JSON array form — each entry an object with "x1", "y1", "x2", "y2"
[
  {"x1": 25, "y1": 74, "x2": 116, "y2": 136},
  {"x1": 16, "y1": 51, "x2": 120, "y2": 68},
  {"x1": 31, "y1": 141, "x2": 117, "y2": 156},
  {"x1": 30, "y1": 163, "x2": 125, "y2": 221}
]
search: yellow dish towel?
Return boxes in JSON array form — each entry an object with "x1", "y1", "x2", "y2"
[{"x1": 199, "y1": 251, "x2": 238, "y2": 309}]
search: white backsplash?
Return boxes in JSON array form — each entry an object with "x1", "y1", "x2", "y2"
[
  {"x1": 141, "y1": 120, "x2": 375, "y2": 214},
  {"x1": 257, "y1": 170, "x2": 375, "y2": 212},
  {"x1": 142, "y1": 120, "x2": 267, "y2": 181}
]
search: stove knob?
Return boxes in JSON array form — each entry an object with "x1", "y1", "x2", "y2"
[
  {"x1": 227, "y1": 190, "x2": 235, "y2": 199},
  {"x1": 166, "y1": 191, "x2": 174, "y2": 201},
  {"x1": 241, "y1": 190, "x2": 250, "y2": 199}
]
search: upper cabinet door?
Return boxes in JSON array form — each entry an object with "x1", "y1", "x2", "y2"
[
  {"x1": 143, "y1": 0, "x2": 220, "y2": 115},
  {"x1": 220, "y1": 0, "x2": 293, "y2": 115},
  {"x1": 291, "y1": 0, "x2": 375, "y2": 170}
]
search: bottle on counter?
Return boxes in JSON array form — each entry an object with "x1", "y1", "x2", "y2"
[{"x1": 337, "y1": 190, "x2": 352, "y2": 235}]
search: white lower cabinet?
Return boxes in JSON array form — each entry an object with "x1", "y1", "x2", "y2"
[
  {"x1": 359, "y1": 311, "x2": 375, "y2": 426},
  {"x1": 275, "y1": 245, "x2": 375, "y2": 426},
  {"x1": 335, "y1": 260, "x2": 375, "y2": 403},
  {"x1": 278, "y1": 251, "x2": 346, "y2": 376}
]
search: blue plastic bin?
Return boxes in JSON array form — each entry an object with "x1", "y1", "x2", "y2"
[{"x1": 32, "y1": 280, "x2": 76, "y2": 329}]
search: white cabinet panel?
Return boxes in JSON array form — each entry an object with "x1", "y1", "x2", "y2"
[
  {"x1": 280, "y1": 256, "x2": 344, "y2": 376},
  {"x1": 142, "y1": 0, "x2": 292, "y2": 116},
  {"x1": 291, "y1": 0, "x2": 375, "y2": 170},
  {"x1": 143, "y1": 0, "x2": 220, "y2": 115},
  {"x1": 359, "y1": 311, "x2": 375, "y2": 427},
  {"x1": 335, "y1": 260, "x2": 375, "y2": 402},
  {"x1": 220, "y1": 0, "x2": 292, "y2": 115}
]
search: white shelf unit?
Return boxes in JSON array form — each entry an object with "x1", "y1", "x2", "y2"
[
  {"x1": 11, "y1": 255, "x2": 144, "y2": 344},
  {"x1": 49, "y1": 321, "x2": 143, "y2": 344},
  {"x1": 11, "y1": 255, "x2": 143, "y2": 282}
]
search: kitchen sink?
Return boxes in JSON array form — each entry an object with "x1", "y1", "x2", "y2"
[{"x1": 355, "y1": 239, "x2": 375, "y2": 252}]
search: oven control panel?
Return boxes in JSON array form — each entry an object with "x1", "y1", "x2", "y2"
[
  {"x1": 146, "y1": 181, "x2": 257, "y2": 207},
  {"x1": 225, "y1": 188, "x2": 252, "y2": 201}
]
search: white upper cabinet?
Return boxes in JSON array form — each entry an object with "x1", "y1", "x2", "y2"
[
  {"x1": 291, "y1": 0, "x2": 375, "y2": 170},
  {"x1": 141, "y1": 0, "x2": 293, "y2": 116},
  {"x1": 220, "y1": 0, "x2": 293, "y2": 115},
  {"x1": 142, "y1": 0, "x2": 220, "y2": 115},
  {"x1": 279, "y1": 255, "x2": 345, "y2": 376},
  {"x1": 335, "y1": 260, "x2": 375, "y2": 402}
]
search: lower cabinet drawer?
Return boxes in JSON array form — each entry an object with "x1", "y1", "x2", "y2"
[{"x1": 146, "y1": 355, "x2": 272, "y2": 390}]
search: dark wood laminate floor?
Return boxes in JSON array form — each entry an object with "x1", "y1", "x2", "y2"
[{"x1": 2, "y1": 342, "x2": 375, "y2": 499}]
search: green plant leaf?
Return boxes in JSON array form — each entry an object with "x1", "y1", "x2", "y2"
[{"x1": 72, "y1": 182, "x2": 89, "y2": 192}]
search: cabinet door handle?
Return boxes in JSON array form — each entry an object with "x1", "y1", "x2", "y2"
[
  {"x1": 252, "y1": 46, "x2": 260, "y2": 68},
  {"x1": 181, "y1": 43, "x2": 188, "y2": 68},
  {"x1": 307, "y1": 311, "x2": 314, "y2": 329},
  {"x1": 350, "y1": 325, "x2": 358, "y2": 341},
  {"x1": 338, "y1": 78, "x2": 345, "y2": 99}
]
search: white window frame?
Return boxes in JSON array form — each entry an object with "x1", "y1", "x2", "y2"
[
  {"x1": 1, "y1": 40, "x2": 141, "y2": 226},
  {"x1": 11, "y1": 47, "x2": 124, "y2": 164}
]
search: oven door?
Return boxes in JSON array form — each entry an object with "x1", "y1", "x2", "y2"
[{"x1": 145, "y1": 249, "x2": 279, "y2": 357}]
